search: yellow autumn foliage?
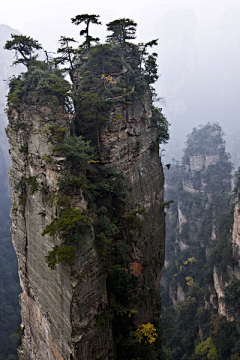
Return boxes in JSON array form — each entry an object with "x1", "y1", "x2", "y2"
[
  {"x1": 101, "y1": 74, "x2": 116, "y2": 84},
  {"x1": 183, "y1": 257, "x2": 197, "y2": 266},
  {"x1": 185, "y1": 276, "x2": 194, "y2": 287},
  {"x1": 135, "y1": 322, "x2": 158, "y2": 345}
]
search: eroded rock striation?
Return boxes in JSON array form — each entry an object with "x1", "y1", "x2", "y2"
[{"x1": 7, "y1": 108, "x2": 74, "y2": 359}]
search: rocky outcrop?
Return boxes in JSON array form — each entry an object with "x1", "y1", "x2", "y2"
[
  {"x1": 7, "y1": 87, "x2": 165, "y2": 359},
  {"x1": 163, "y1": 124, "x2": 232, "y2": 307},
  {"x1": 169, "y1": 283, "x2": 185, "y2": 305},
  {"x1": 178, "y1": 123, "x2": 231, "y2": 248}
]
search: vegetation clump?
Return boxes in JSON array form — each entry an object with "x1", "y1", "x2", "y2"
[
  {"x1": 45, "y1": 245, "x2": 77, "y2": 270},
  {"x1": 7, "y1": 68, "x2": 71, "y2": 113}
]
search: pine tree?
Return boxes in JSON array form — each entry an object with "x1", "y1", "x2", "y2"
[
  {"x1": 71, "y1": 14, "x2": 101, "y2": 49},
  {"x1": 106, "y1": 18, "x2": 137, "y2": 45},
  {"x1": 4, "y1": 34, "x2": 42, "y2": 69}
]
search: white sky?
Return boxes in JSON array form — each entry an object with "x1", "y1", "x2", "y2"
[
  {"x1": 1, "y1": 0, "x2": 240, "y2": 51},
  {"x1": 1, "y1": 0, "x2": 240, "y2": 163}
]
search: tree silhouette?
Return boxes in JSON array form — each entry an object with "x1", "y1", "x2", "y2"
[
  {"x1": 4, "y1": 34, "x2": 42, "y2": 69},
  {"x1": 71, "y1": 14, "x2": 101, "y2": 49},
  {"x1": 56, "y1": 36, "x2": 77, "y2": 80},
  {"x1": 106, "y1": 18, "x2": 137, "y2": 45}
]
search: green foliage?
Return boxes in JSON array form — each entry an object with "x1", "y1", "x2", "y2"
[
  {"x1": 55, "y1": 127, "x2": 69, "y2": 142},
  {"x1": 71, "y1": 14, "x2": 101, "y2": 48},
  {"x1": 18, "y1": 144, "x2": 28, "y2": 153},
  {"x1": 97, "y1": 213, "x2": 119, "y2": 237},
  {"x1": 96, "y1": 232, "x2": 115, "y2": 271},
  {"x1": 138, "y1": 39, "x2": 158, "y2": 71},
  {"x1": 32, "y1": 70, "x2": 71, "y2": 112},
  {"x1": 205, "y1": 209, "x2": 235, "y2": 283},
  {"x1": 106, "y1": 18, "x2": 137, "y2": 45},
  {"x1": 26, "y1": 176, "x2": 38, "y2": 194},
  {"x1": 7, "y1": 75, "x2": 23, "y2": 109},
  {"x1": 184, "y1": 123, "x2": 229, "y2": 157},
  {"x1": 42, "y1": 203, "x2": 92, "y2": 269},
  {"x1": 7, "y1": 68, "x2": 71, "y2": 112},
  {"x1": 160, "y1": 200, "x2": 174, "y2": 210},
  {"x1": 41, "y1": 154, "x2": 51, "y2": 161},
  {"x1": 72, "y1": 31, "x2": 163, "y2": 143},
  {"x1": 209, "y1": 314, "x2": 239, "y2": 360},
  {"x1": 61, "y1": 136, "x2": 94, "y2": 167},
  {"x1": 42, "y1": 207, "x2": 90, "y2": 238},
  {"x1": 143, "y1": 53, "x2": 159, "y2": 84},
  {"x1": 151, "y1": 106, "x2": 170, "y2": 144},
  {"x1": 74, "y1": 88, "x2": 110, "y2": 143},
  {"x1": 4, "y1": 34, "x2": 42, "y2": 68},
  {"x1": 57, "y1": 174, "x2": 86, "y2": 191},
  {"x1": 124, "y1": 204, "x2": 147, "y2": 231},
  {"x1": 45, "y1": 245, "x2": 76, "y2": 269},
  {"x1": 56, "y1": 36, "x2": 77, "y2": 78},
  {"x1": 88, "y1": 165, "x2": 128, "y2": 200},
  {"x1": 48, "y1": 125, "x2": 56, "y2": 132},
  {"x1": 15, "y1": 176, "x2": 38, "y2": 197},
  {"x1": 223, "y1": 280, "x2": 240, "y2": 319},
  {"x1": 195, "y1": 337, "x2": 217, "y2": 360}
]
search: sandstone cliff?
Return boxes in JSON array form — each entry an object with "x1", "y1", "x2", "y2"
[{"x1": 6, "y1": 38, "x2": 166, "y2": 360}]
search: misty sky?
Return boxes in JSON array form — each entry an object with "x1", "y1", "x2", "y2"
[{"x1": 1, "y1": 0, "x2": 240, "y2": 165}]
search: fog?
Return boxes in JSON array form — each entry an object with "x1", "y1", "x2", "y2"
[{"x1": 1, "y1": 0, "x2": 240, "y2": 166}]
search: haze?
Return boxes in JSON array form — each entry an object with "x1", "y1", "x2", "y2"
[{"x1": 1, "y1": 0, "x2": 240, "y2": 166}]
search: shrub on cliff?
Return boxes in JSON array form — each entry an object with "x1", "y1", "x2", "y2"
[
  {"x1": 61, "y1": 136, "x2": 94, "y2": 167},
  {"x1": 7, "y1": 68, "x2": 71, "y2": 113},
  {"x1": 151, "y1": 106, "x2": 170, "y2": 144}
]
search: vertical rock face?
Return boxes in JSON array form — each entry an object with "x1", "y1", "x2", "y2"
[
  {"x1": 99, "y1": 91, "x2": 165, "y2": 268},
  {"x1": 7, "y1": 107, "x2": 74, "y2": 359},
  {"x1": 6, "y1": 80, "x2": 165, "y2": 359}
]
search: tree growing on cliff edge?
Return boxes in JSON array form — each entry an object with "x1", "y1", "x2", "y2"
[
  {"x1": 138, "y1": 39, "x2": 158, "y2": 69},
  {"x1": 106, "y1": 18, "x2": 137, "y2": 45},
  {"x1": 71, "y1": 14, "x2": 101, "y2": 49},
  {"x1": 56, "y1": 36, "x2": 78, "y2": 80},
  {"x1": 4, "y1": 34, "x2": 42, "y2": 69}
]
